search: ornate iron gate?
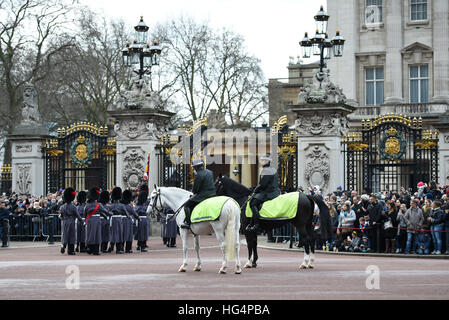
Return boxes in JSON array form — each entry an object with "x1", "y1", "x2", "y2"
[
  {"x1": 273, "y1": 115, "x2": 298, "y2": 193},
  {"x1": 43, "y1": 122, "x2": 116, "y2": 193},
  {"x1": 342, "y1": 114, "x2": 438, "y2": 193},
  {"x1": 155, "y1": 119, "x2": 207, "y2": 190},
  {"x1": 0, "y1": 164, "x2": 12, "y2": 195}
]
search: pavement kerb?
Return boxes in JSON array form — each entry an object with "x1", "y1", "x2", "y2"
[{"x1": 242, "y1": 239, "x2": 449, "y2": 260}]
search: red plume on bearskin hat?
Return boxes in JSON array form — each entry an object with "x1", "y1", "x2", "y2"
[
  {"x1": 88, "y1": 187, "x2": 100, "y2": 202},
  {"x1": 63, "y1": 187, "x2": 76, "y2": 203}
]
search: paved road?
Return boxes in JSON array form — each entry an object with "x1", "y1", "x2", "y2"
[{"x1": 1, "y1": 235, "x2": 448, "y2": 300}]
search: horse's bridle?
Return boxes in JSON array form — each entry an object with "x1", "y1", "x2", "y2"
[
  {"x1": 150, "y1": 187, "x2": 188, "y2": 222},
  {"x1": 150, "y1": 188, "x2": 164, "y2": 216}
]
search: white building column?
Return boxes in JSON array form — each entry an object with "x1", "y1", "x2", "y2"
[
  {"x1": 431, "y1": 0, "x2": 449, "y2": 103},
  {"x1": 327, "y1": 0, "x2": 359, "y2": 106},
  {"x1": 384, "y1": 0, "x2": 404, "y2": 104}
]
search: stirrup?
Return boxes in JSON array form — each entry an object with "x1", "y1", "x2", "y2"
[
  {"x1": 246, "y1": 224, "x2": 258, "y2": 232},
  {"x1": 181, "y1": 222, "x2": 191, "y2": 229}
]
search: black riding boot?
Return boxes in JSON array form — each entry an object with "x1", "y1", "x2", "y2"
[
  {"x1": 181, "y1": 207, "x2": 191, "y2": 229},
  {"x1": 246, "y1": 203, "x2": 261, "y2": 232},
  {"x1": 80, "y1": 242, "x2": 86, "y2": 253},
  {"x1": 116, "y1": 242, "x2": 124, "y2": 254},
  {"x1": 108, "y1": 243, "x2": 114, "y2": 253},
  {"x1": 101, "y1": 242, "x2": 108, "y2": 253},
  {"x1": 75, "y1": 243, "x2": 80, "y2": 253},
  {"x1": 60, "y1": 244, "x2": 66, "y2": 254}
]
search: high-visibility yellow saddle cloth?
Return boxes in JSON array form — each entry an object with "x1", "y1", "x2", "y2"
[
  {"x1": 245, "y1": 192, "x2": 299, "y2": 220},
  {"x1": 191, "y1": 196, "x2": 238, "y2": 223}
]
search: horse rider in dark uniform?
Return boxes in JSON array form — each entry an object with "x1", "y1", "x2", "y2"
[
  {"x1": 246, "y1": 154, "x2": 281, "y2": 232},
  {"x1": 181, "y1": 158, "x2": 216, "y2": 229}
]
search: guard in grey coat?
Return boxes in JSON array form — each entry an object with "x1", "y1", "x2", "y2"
[
  {"x1": 84, "y1": 187, "x2": 110, "y2": 255},
  {"x1": 161, "y1": 206, "x2": 177, "y2": 247},
  {"x1": 99, "y1": 190, "x2": 111, "y2": 253},
  {"x1": 109, "y1": 187, "x2": 125, "y2": 254},
  {"x1": 135, "y1": 190, "x2": 150, "y2": 252},
  {"x1": 76, "y1": 191, "x2": 87, "y2": 253},
  {"x1": 121, "y1": 189, "x2": 140, "y2": 253},
  {"x1": 60, "y1": 188, "x2": 83, "y2": 255}
]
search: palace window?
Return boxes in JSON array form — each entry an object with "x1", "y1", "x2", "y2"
[
  {"x1": 410, "y1": 0, "x2": 427, "y2": 21},
  {"x1": 410, "y1": 65, "x2": 429, "y2": 103},
  {"x1": 365, "y1": 0, "x2": 383, "y2": 24},
  {"x1": 365, "y1": 67, "x2": 384, "y2": 106}
]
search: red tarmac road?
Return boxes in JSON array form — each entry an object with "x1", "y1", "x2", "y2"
[{"x1": 0, "y1": 235, "x2": 448, "y2": 300}]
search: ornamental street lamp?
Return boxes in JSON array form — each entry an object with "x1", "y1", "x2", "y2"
[
  {"x1": 121, "y1": 16, "x2": 161, "y2": 79},
  {"x1": 299, "y1": 5, "x2": 345, "y2": 82}
]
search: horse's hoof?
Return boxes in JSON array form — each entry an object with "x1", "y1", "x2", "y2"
[
  {"x1": 252, "y1": 263, "x2": 257, "y2": 268},
  {"x1": 178, "y1": 267, "x2": 186, "y2": 272},
  {"x1": 307, "y1": 265, "x2": 314, "y2": 269},
  {"x1": 244, "y1": 262, "x2": 252, "y2": 268},
  {"x1": 193, "y1": 267, "x2": 201, "y2": 272},
  {"x1": 218, "y1": 269, "x2": 226, "y2": 274},
  {"x1": 235, "y1": 268, "x2": 242, "y2": 274},
  {"x1": 299, "y1": 264, "x2": 307, "y2": 269}
]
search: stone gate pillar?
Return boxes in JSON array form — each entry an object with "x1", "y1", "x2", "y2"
[
  {"x1": 289, "y1": 69, "x2": 355, "y2": 195},
  {"x1": 108, "y1": 78, "x2": 174, "y2": 192},
  {"x1": 8, "y1": 83, "x2": 49, "y2": 196}
]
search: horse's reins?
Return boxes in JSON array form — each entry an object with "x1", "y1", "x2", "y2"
[{"x1": 151, "y1": 188, "x2": 188, "y2": 222}]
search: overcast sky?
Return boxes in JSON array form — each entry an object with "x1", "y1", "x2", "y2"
[{"x1": 81, "y1": 0, "x2": 326, "y2": 80}]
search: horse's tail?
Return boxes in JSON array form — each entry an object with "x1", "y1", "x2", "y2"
[
  {"x1": 312, "y1": 195, "x2": 332, "y2": 242},
  {"x1": 225, "y1": 199, "x2": 239, "y2": 261}
]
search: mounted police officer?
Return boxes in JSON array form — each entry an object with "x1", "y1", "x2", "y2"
[
  {"x1": 181, "y1": 158, "x2": 216, "y2": 229},
  {"x1": 246, "y1": 154, "x2": 280, "y2": 232}
]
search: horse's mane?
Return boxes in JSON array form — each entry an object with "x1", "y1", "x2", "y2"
[
  {"x1": 221, "y1": 176, "x2": 251, "y2": 198},
  {"x1": 160, "y1": 187, "x2": 192, "y2": 196}
]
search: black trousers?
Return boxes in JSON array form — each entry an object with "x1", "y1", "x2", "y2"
[{"x1": 184, "y1": 200, "x2": 200, "y2": 223}]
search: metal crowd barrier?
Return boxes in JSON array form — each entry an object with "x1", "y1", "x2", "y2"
[
  {"x1": 8, "y1": 214, "x2": 42, "y2": 241},
  {"x1": 41, "y1": 214, "x2": 62, "y2": 243},
  {"x1": 6, "y1": 213, "x2": 61, "y2": 242},
  {"x1": 270, "y1": 225, "x2": 299, "y2": 248}
]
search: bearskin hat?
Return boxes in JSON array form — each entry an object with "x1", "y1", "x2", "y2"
[
  {"x1": 88, "y1": 187, "x2": 100, "y2": 202},
  {"x1": 63, "y1": 187, "x2": 76, "y2": 203},
  {"x1": 137, "y1": 190, "x2": 148, "y2": 206},
  {"x1": 121, "y1": 189, "x2": 133, "y2": 205},
  {"x1": 76, "y1": 190, "x2": 87, "y2": 204},
  {"x1": 99, "y1": 190, "x2": 110, "y2": 205},
  {"x1": 111, "y1": 187, "x2": 122, "y2": 201}
]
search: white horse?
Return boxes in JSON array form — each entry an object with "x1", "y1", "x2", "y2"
[{"x1": 147, "y1": 186, "x2": 242, "y2": 274}]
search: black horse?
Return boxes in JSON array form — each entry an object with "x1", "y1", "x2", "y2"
[{"x1": 215, "y1": 175, "x2": 332, "y2": 269}]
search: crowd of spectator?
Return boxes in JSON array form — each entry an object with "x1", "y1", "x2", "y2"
[
  {"x1": 310, "y1": 181, "x2": 449, "y2": 255},
  {"x1": 0, "y1": 192, "x2": 63, "y2": 243}
]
